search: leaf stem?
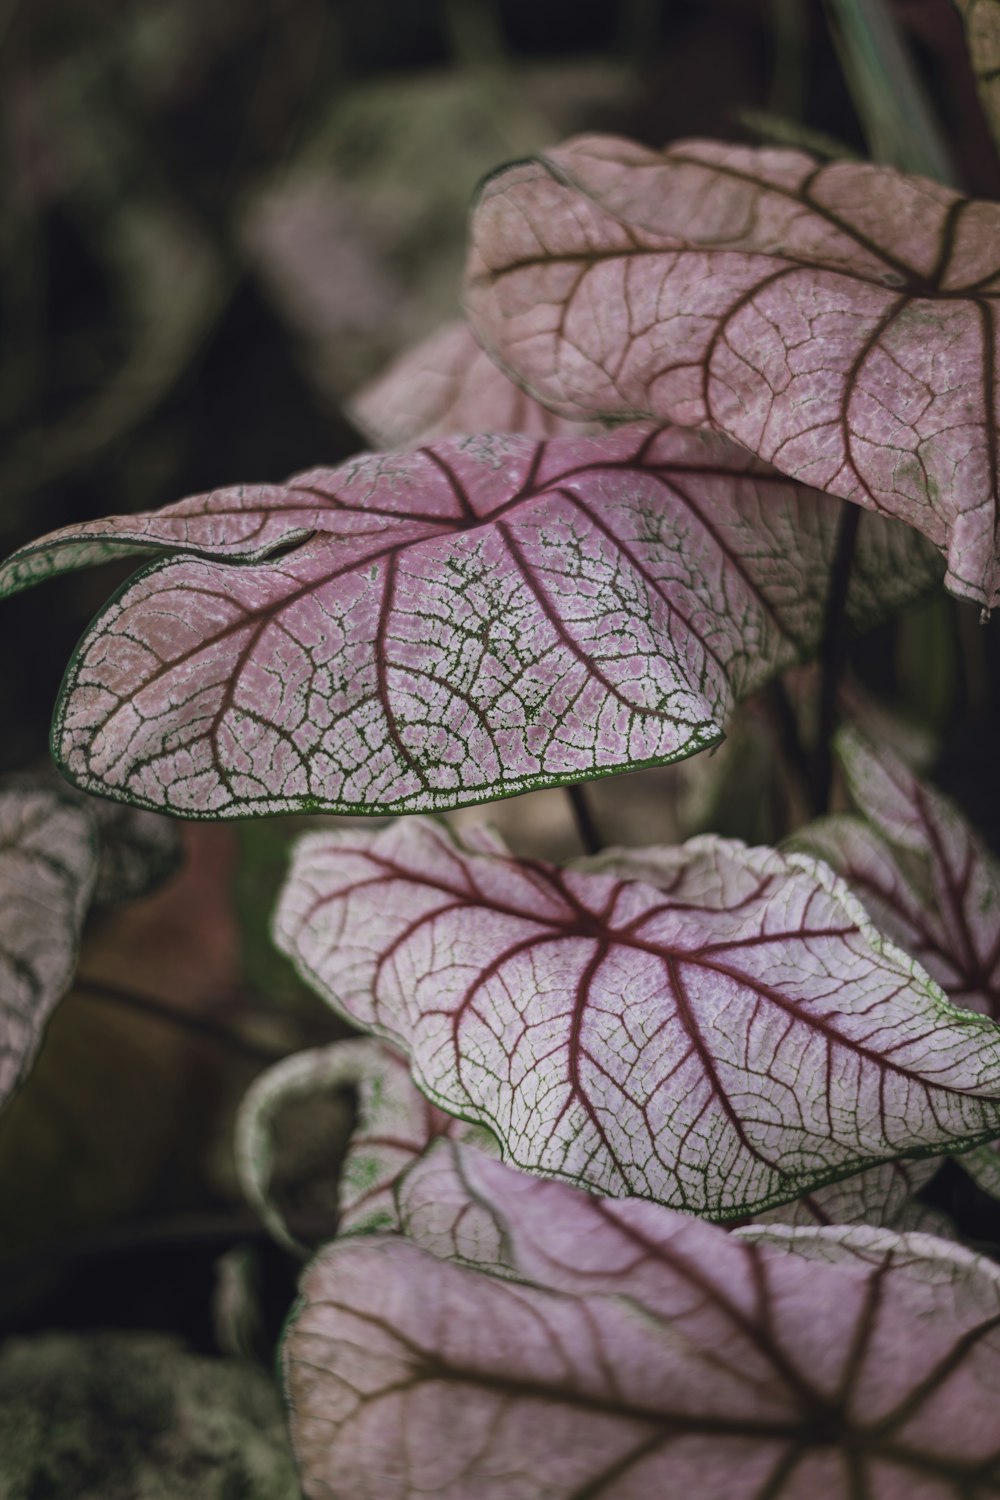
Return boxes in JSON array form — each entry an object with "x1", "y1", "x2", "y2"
[
  {"x1": 811, "y1": 504, "x2": 862, "y2": 814},
  {"x1": 565, "y1": 783, "x2": 602, "y2": 856},
  {"x1": 75, "y1": 977, "x2": 288, "y2": 1065}
]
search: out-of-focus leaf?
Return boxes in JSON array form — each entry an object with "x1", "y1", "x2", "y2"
[
  {"x1": 955, "y1": 0, "x2": 1000, "y2": 152},
  {"x1": 0, "y1": 1331, "x2": 298, "y2": 1500},
  {"x1": 0, "y1": 426, "x2": 938, "y2": 815},
  {"x1": 86, "y1": 798, "x2": 182, "y2": 905},
  {"x1": 284, "y1": 1139, "x2": 1000, "y2": 1500},
  {"x1": 275, "y1": 817, "x2": 1000, "y2": 1219},
  {"x1": 466, "y1": 135, "x2": 1000, "y2": 607},
  {"x1": 236, "y1": 1037, "x2": 495, "y2": 1254},
  {"x1": 0, "y1": 825, "x2": 239, "y2": 1256},
  {"x1": 751, "y1": 1155, "x2": 949, "y2": 1231},
  {"x1": 0, "y1": 786, "x2": 97, "y2": 1110},
  {"x1": 349, "y1": 320, "x2": 597, "y2": 447}
]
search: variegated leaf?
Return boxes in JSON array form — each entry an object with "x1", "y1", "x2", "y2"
[
  {"x1": 235, "y1": 1037, "x2": 495, "y2": 1252},
  {"x1": 274, "y1": 817, "x2": 1000, "y2": 1219},
  {"x1": 284, "y1": 1140, "x2": 1000, "y2": 1499},
  {"x1": 0, "y1": 427, "x2": 937, "y2": 816},
  {"x1": 466, "y1": 135, "x2": 1000, "y2": 607}
]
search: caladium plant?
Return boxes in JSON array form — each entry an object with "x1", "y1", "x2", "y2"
[
  {"x1": 273, "y1": 816, "x2": 1000, "y2": 1219},
  {"x1": 0, "y1": 425, "x2": 938, "y2": 817},
  {"x1": 465, "y1": 137, "x2": 1000, "y2": 609},
  {"x1": 284, "y1": 1139, "x2": 1000, "y2": 1499},
  {"x1": 10, "y1": 13, "x2": 1000, "y2": 1496}
]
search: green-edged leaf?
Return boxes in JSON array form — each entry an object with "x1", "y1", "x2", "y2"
[
  {"x1": 274, "y1": 817, "x2": 1000, "y2": 1219},
  {"x1": 0, "y1": 427, "x2": 938, "y2": 816},
  {"x1": 789, "y1": 725, "x2": 1000, "y2": 1203},
  {"x1": 236, "y1": 1037, "x2": 495, "y2": 1252}
]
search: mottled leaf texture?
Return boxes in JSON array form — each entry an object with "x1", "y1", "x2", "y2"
[
  {"x1": 348, "y1": 320, "x2": 594, "y2": 447},
  {"x1": 790, "y1": 726, "x2": 1000, "y2": 1021},
  {"x1": 235, "y1": 1037, "x2": 494, "y2": 1252},
  {"x1": 274, "y1": 817, "x2": 1000, "y2": 1219},
  {"x1": 956, "y1": 1, "x2": 1000, "y2": 152},
  {"x1": 0, "y1": 427, "x2": 937, "y2": 816},
  {"x1": 0, "y1": 788, "x2": 98, "y2": 1109},
  {"x1": 466, "y1": 135, "x2": 1000, "y2": 607},
  {"x1": 284, "y1": 1141, "x2": 1000, "y2": 1500}
]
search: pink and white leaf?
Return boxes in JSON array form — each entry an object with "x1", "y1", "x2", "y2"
[
  {"x1": 750, "y1": 1156, "x2": 947, "y2": 1232},
  {"x1": 0, "y1": 427, "x2": 936, "y2": 816},
  {"x1": 347, "y1": 320, "x2": 596, "y2": 447},
  {"x1": 466, "y1": 135, "x2": 1000, "y2": 607},
  {"x1": 274, "y1": 818, "x2": 1000, "y2": 1219},
  {"x1": 285, "y1": 1141, "x2": 1000, "y2": 1499},
  {"x1": 0, "y1": 787, "x2": 98, "y2": 1109},
  {"x1": 790, "y1": 727, "x2": 1000, "y2": 1022},
  {"x1": 235, "y1": 1037, "x2": 495, "y2": 1252}
]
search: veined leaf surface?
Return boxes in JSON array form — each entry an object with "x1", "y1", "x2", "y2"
[
  {"x1": 790, "y1": 726, "x2": 1000, "y2": 1202},
  {"x1": 790, "y1": 727, "x2": 1000, "y2": 1021},
  {"x1": 348, "y1": 320, "x2": 595, "y2": 447},
  {"x1": 0, "y1": 427, "x2": 937, "y2": 816},
  {"x1": 0, "y1": 788, "x2": 98, "y2": 1109},
  {"x1": 235, "y1": 1037, "x2": 495, "y2": 1251},
  {"x1": 466, "y1": 136, "x2": 1000, "y2": 607},
  {"x1": 284, "y1": 1140, "x2": 1000, "y2": 1500},
  {"x1": 274, "y1": 818, "x2": 1000, "y2": 1218}
]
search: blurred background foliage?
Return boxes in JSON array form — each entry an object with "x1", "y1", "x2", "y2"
[{"x1": 5, "y1": 0, "x2": 1000, "y2": 1401}]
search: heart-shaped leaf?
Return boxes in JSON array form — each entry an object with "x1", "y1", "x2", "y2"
[
  {"x1": 956, "y1": 1, "x2": 1000, "y2": 151},
  {"x1": 274, "y1": 817, "x2": 1000, "y2": 1219},
  {"x1": 348, "y1": 320, "x2": 596, "y2": 447},
  {"x1": 236, "y1": 1037, "x2": 495, "y2": 1252},
  {"x1": 285, "y1": 1139, "x2": 1000, "y2": 1500},
  {"x1": 466, "y1": 136, "x2": 1000, "y2": 607},
  {"x1": 0, "y1": 427, "x2": 937, "y2": 816},
  {"x1": 0, "y1": 787, "x2": 98, "y2": 1110}
]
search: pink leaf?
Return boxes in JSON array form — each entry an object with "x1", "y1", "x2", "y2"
[
  {"x1": 790, "y1": 725, "x2": 1000, "y2": 1205},
  {"x1": 750, "y1": 1156, "x2": 947, "y2": 1232},
  {"x1": 348, "y1": 320, "x2": 596, "y2": 447},
  {"x1": 0, "y1": 427, "x2": 936, "y2": 815},
  {"x1": 0, "y1": 787, "x2": 98, "y2": 1109},
  {"x1": 235, "y1": 1037, "x2": 495, "y2": 1252},
  {"x1": 285, "y1": 1140, "x2": 1000, "y2": 1499},
  {"x1": 466, "y1": 136, "x2": 1000, "y2": 607},
  {"x1": 792, "y1": 726, "x2": 1000, "y2": 1021},
  {"x1": 274, "y1": 818, "x2": 1000, "y2": 1218}
]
